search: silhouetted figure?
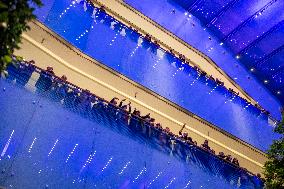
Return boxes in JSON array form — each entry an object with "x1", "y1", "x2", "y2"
[
  {"x1": 142, "y1": 113, "x2": 151, "y2": 121},
  {"x1": 129, "y1": 108, "x2": 142, "y2": 132},
  {"x1": 110, "y1": 97, "x2": 119, "y2": 106},
  {"x1": 232, "y1": 158, "x2": 239, "y2": 166},
  {"x1": 35, "y1": 66, "x2": 54, "y2": 94},
  {"x1": 63, "y1": 88, "x2": 80, "y2": 109},
  {"x1": 118, "y1": 99, "x2": 126, "y2": 108},
  {"x1": 201, "y1": 140, "x2": 211, "y2": 151},
  {"x1": 78, "y1": 89, "x2": 93, "y2": 115},
  {"x1": 50, "y1": 75, "x2": 68, "y2": 102},
  {"x1": 218, "y1": 152, "x2": 226, "y2": 159},
  {"x1": 225, "y1": 155, "x2": 232, "y2": 162}
]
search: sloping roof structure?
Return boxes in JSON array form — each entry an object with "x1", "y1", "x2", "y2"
[{"x1": 174, "y1": 0, "x2": 284, "y2": 102}]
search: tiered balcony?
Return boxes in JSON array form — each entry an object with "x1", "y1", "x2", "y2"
[{"x1": 30, "y1": 0, "x2": 280, "y2": 152}]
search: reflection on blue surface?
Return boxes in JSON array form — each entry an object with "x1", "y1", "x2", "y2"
[
  {"x1": 31, "y1": 0, "x2": 280, "y2": 151},
  {"x1": 124, "y1": 0, "x2": 283, "y2": 120},
  {"x1": 0, "y1": 70, "x2": 262, "y2": 189}
]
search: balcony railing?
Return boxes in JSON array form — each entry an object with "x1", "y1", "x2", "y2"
[{"x1": 0, "y1": 59, "x2": 264, "y2": 188}]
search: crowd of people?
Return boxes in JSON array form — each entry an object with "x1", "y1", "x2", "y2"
[
  {"x1": 91, "y1": 5, "x2": 270, "y2": 118},
  {"x1": 106, "y1": 95, "x2": 244, "y2": 168},
  {"x1": 4, "y1": 57, "x2": 264, "y2": 186},
  {"x1": 128, "y1": 18, "x2": 271, "y2": 117}
]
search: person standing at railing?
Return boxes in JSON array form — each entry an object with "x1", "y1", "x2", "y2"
[
  {"x1": 218, "y1": 152, "x2": 226, "y2": 159},
  {"x1": 201, "y1": 140, "x2": 211, "y2": 152},
  {"x1": 73, "y1": 88, "x2": 82, "y2": 109},
  {"x1": 225, "y1": 154, "x2": 233, "y2": 162},
  {"x1": 116, "y1": 98, "x2": 127, "y2": 119},
  {"x1": 35, "y1": 66, "x2": 54, "y2": 93},
  {"x1": 109, "y1": 97, "x2": 119, "y2": 106},
  {"x1": 117, "y1": 99, "x2": 132, "y2": 113},
  {"x1": 63, "y1": 87, "x2": 78, "y2": 109},
  {"x1": 119, "y1": 104, "x2": 130, "y2": 123},
  {"x1": 139, "y1": 113, "x2": 151, "y2": 134},
  {"x1": 108, "y1": 97, "x2": 119, "y2": 116},
  {"x1": 50, "y1": 75, "x2": 68, "y2": 102},
  {"x1": 178, "y1": 123, "x2": 194, "y2": 144},
  {"x1": 118, "y1": 98, "x2": 126, "y2": 108},
  {"x1": 129, "y1": 108, "x2": 140, "y2": 129},
  {"x1": 91, "y1": 97, "x2": 107, "y2": 118},
  {"x1": 232, "y1": 158, "x2": 239, "y2": 166},
  {"x1": 142, "y1": 117, "x2": 155, "y2": 137},
  {"x1": 77, "y1": 89, "x2": 93, "y2": 115},
  {"x1": 113, "y1": 98, "x2": 131, "y2": 122}
]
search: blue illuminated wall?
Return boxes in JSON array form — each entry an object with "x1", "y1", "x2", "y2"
[
  {"x1": 0, "y1": 77, "x2": 261, "y2": 188},
  {"x1": 124, "y1": 0, "x2": 283, "y2": 120},
  {"x1": 30, "y1": 0, "x2": 280, "y2": 151}
]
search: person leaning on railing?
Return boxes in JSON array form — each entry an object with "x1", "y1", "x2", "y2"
[
  {"x1": 201, "y1": 139, "x2": 211, "y2": 151},
  {"x1": 218, "y1": 151, "x2": 226, "y2": 159},
  {"x1": 18, "y1": 61, "x2": 241, "y2": 170},
  {"x1": 35, "y1": 66, "x2": 54, "y2": 93}
]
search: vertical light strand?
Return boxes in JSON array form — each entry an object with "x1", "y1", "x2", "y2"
[
  {"x1": 48, "y1": 139, "x2": 59, "y2": 157},
  {"x1": 148, "y1": 171, "x2": 162, "y2": 187},
  {"x1": 80, "y1": 151, "x2": 96, "y2": 172},
  {"x1": 0, "y1": 130, "x2": 15, "y2": 159},
  {"x1": 28, "y1": 137, "x2": 37, "y2": 153},
  {"x1": 101, "y1": 157, "x2": 113, "y2": 172},
  {"x1": 164, "y1": 177, "x2": 176, "y2": 188},
  {"x1": 118, "y1": 161, "x2": 131, "y2": 175},
  {"x1": 133, "y1": 167, "x2": 147, "y2": 182},
  {"x1": 65, "y1": 144, "x2": 79, "y2": 163}
]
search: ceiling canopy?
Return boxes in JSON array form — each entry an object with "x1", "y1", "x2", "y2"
[{"x1": 173, "y1": 0, "x2": 284, "y2": 103}]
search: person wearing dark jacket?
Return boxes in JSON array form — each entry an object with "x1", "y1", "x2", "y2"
[
  {"x1": 50, "y1": 75, "x2": 68, "y2": 102},
  {"x1": 35, "y1": 66, "x2": 55, "y2": 93}
]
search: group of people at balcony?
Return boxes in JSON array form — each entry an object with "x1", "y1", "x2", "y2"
[
  {"x1": 44, "y1": 81, "x2": 243, "y2": 172},
  {"x1": 140, "y1": 29, "x2": 270, "y2": 116},
  {"x1": 4, "y1": 57, "x2": 263, "y2": 187}
]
